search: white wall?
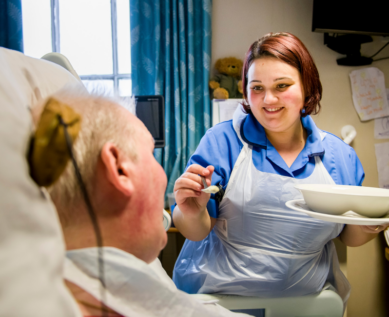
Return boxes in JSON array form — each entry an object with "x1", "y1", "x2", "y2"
[{"x1": 212, "y1": 1, "x2": 389, "y2": 316}]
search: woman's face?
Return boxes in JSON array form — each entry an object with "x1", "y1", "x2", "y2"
[{"x1": 247, "y1": 57, "x2": 305, "y2": 135}]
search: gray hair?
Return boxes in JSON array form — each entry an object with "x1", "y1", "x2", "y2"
[{"x1": 48, "y1": 87, "x2": 138, "y2": 217}]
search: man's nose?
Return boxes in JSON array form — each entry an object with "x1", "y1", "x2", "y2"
[{"x1": 264, "y1": 90, "x2": 277, "y2": 104}]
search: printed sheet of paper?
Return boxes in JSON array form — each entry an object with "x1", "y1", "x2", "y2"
[
  {"x1": 374, "y1": 88, "x2": 389, "y2": 139},
  {"x1": 349, "y1": 67, "x2": 389, "y2": 121},
  {"x1": 375, "y1": 142, "x2": 389, "y2": 189},
  {"x1": 212, "y1": 99, "x2": 242, "y2": 126}
]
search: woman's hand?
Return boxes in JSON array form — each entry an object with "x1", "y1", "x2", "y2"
[
  {"x1": 359, "y1": 224, "x2": 389, "y2": 234},
  {"x1": 174, "y1": 164, "x2": 214, "y2": 217},
  {"x1": 172, "y1": 164, "x2": 216, "y2": 241},
  {"x1": 339, "y1": 224, "x2": 389, "y2": 247}
]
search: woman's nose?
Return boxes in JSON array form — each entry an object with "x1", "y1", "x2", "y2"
[{"x1": 264, "y1": 91, "x2": 277, "y2": 104}]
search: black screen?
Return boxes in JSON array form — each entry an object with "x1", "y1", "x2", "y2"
[
  {"x1": 135, "y1": 96, "x2": 165, "y2": 148},
  {"x1": 312, "y1": 0, "x2": 389, "y2": 36}
]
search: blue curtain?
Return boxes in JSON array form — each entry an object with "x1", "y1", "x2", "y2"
[
  {"x1": 0, "y1": 0, "x2": 23, "y2": 52},
  {"x1": 130, "y1": 0, "x2": 212, "y2": 195}
]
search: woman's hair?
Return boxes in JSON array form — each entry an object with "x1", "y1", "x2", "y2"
[{"x1": 241, "y1": 32, "x2": 322, "y2": 117}]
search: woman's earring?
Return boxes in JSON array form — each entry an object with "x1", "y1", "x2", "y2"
[{"x1": 301, "y1": 108, "x2": 306, "y2": 114}]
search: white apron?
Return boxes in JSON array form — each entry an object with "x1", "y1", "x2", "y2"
[{"x1": 198, "y1": 106, "x2": 350, "y2": 305}]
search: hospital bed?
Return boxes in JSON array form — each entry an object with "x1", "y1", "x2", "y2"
[
  {"x1": 41, "y1": 52, "x2": 81, "y2": 81},
  {"x1": 44, "y1": 52, "x2": 344, "y2": 317}
]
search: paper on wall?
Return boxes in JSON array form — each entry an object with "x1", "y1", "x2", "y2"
[
  {"x1": 220, "y1": 99, "x2": 241, "y2": 123},
  {"x1": 374, "y1": 88, "x2": 389, "y2": 139},
  {"x1": 212, "y1": 99, "x2": 242, "y2": 126},
  {"x1": 349, "y1": 67, "x2": 389, "y2": 121},
  {"x1": 374, "y1": 142, "x2": 389, "y2": 189}
]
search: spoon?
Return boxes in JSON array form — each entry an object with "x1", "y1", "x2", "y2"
[{"x1": 200, "y1": 176, "x2": 219, "y2": 194}]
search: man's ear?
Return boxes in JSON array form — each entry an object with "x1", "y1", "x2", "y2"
[{"x1": 100, "y1": 143, "x2": 134, "y2": 196}]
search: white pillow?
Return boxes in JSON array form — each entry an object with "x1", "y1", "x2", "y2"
[{"x1": 0, "y1": 48, "x2": 82, "y2": 317}]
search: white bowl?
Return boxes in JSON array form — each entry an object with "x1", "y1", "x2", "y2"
[
  {"x1": 294, "y1": 184, "x2": 389, "y2": 218},
  {"x1": 163, "y1": 209, "x2": 171, "y2": 231}
]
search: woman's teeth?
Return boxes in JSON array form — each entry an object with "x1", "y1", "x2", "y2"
[{"x1": 265, "y1": 107, "x2": 282, "y2": 112}]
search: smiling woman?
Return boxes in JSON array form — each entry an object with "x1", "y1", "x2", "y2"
[
  {"x1": 246, "y1": 58, "x2": 305, "y2": 154},
  {"x1": 241, "y1": 32, "x2": 322, "y2": 117},
  {"x1": 239, "y1": 33, "x2": 319, "y2": 167},
  {"x1": 170, "y1": 32, "x2": 387, "y2": 309}
]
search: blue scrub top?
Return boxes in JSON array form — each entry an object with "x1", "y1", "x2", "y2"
[{"x1": 172, "y1": 113, "x2": 364, "y2": 219}]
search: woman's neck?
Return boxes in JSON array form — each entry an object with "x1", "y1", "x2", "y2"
[{"x1": 265, "y1": 120, "x2": 307, "y2": 167}]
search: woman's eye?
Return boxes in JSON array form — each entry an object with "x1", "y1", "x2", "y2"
[
  {"x1": 251, "y1": 86, "x2": 262, "y2": 91},
  {"x1": 277, "y1": 84, "x2": 289, "y2": 89}
]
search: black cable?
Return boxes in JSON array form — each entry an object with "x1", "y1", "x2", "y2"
[
  {"x1": 368, "y1": 41, "x2": 389, "y2": 58},
  {"x1": 373, "y1": 56, "x2": 389, "y2": 62},
  {"x1": 58, "y1": 115, "x2": 108, "y2": 317}
]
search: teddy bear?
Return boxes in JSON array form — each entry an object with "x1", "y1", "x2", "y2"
[{"x1": 209, "y1": 57, "x2": 243, "y2": 99}]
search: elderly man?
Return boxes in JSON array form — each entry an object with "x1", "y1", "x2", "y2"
[{"x1": 36, "y1": 89, "x2": 249, "y2": 317}]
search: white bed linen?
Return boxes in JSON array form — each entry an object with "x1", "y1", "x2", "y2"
[
  {"x1": 0, "y1": 47, "x2": 83, "y2": 317},
  {"x1": 65, "y1": 247, "x2": 250, "y2": 317}
]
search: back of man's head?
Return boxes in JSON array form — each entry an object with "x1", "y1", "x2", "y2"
[
  {"x1": 37, "y1": 88, "x2": 168, "y2": 263},
  {"x1": 46, "y1": 89, "x2": 137, "y2": 221}
]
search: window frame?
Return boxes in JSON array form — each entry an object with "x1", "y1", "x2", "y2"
[{"x1": 50, "y1": 0, "x2": 131, "y2": 94}]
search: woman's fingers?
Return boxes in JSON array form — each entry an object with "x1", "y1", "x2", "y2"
[
  {"x1": 204, "y1": 165, "x2": 215, "y2": 186},
  {"x1": 175, "y1": 188, "x2": 202, "y2": 201},
  {"x1": 174, "y1": 165, "x2": 215, "y2": 191},
  {"x1": 361, "y1": 225, "x2": 388, "y2": 233},
  {"x1": 186, "y1": 164, "x2": 213, "y2": 177},
  {"x1": 173, "y1": 164, "x2": 215, "y2": 213},
  {"x1": 174, "y1": 176, "x2": 203, "y2": 192}
]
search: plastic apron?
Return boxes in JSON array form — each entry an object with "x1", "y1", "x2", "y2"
[{"x1": 175, "y1": 106, "x2": 350, "y2": 305}]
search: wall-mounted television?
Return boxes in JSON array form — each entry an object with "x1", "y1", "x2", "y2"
[
  {"x1": 135, "y1": 95, "x2": 165, "y2": 148},
  {"x1": 312, "y1": 0, "x2": 389, "y2": 36}
]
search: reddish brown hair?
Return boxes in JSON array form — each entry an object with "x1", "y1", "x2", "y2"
[{"x1": 241, "y1": 32, "x2": 322, "y2": 117}]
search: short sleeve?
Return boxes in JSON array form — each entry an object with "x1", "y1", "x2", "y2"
[
  {"x1": 350, "y1": 148, "x2": 365, "y2": 186},
  {"x1": 321, "y1": 132, "x2": 365, "y2": 186},
  {"x1": 171, "y1": 121, "x2": 242, "y2": 219}
]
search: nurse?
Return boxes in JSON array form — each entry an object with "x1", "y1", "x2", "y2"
[{"x1": 172, "y1": 32, "x2": 388, "y2": 302}]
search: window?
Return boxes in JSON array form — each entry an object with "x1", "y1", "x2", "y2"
[{"x1": 22, "y1": 0, "x2": 131, "y2": 96}]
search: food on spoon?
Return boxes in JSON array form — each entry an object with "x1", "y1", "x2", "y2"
[{"x1": 202, "y1": 185, "x2": 220, "y2": 194}]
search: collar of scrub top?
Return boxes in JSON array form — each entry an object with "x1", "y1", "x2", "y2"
[{"x1": 240, "y1": 113, "x2": 325, "y2": 175}]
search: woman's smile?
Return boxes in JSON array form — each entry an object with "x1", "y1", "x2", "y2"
[{"x1": 263, "y1": 107, "x2": 284, "y2": 113}]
